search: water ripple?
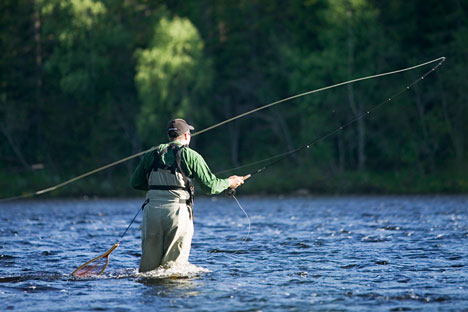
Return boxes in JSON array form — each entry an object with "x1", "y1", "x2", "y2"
[{"x1": 0, "y1": 196, "x2": 466, "y2": 311}]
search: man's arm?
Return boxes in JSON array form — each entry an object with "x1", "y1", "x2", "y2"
[
  {"x1": 182, "y1": 148, "x2": 230, "y2": 195},
  {"x1": 130, "y1": 153, "x2": 151, "y2": 191}
]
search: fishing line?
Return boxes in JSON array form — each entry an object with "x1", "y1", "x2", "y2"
[
  {"x1": 233, "y1": 194, "x2": 251, "y2": 244},
  {"x1": 216, "y1": 194, "x2": 251, "y2": 261},
  {"x1": 117, "y1": 199, "x2": 147, "y2": 244},
  {"x1": 0, "y1": 57, "x2": 445, "y2": 203},
  {"x1": 217, "y1": 57, "x2": 446, "y2": 177}
]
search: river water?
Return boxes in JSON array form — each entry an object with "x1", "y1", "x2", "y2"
[{"x1": 0, "y1": 196, "x2": 467, "y2": 311}]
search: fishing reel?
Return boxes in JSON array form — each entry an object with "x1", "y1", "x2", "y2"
[
  {"x1": 225, "y1": 174, "x2": 251, "y2": 197},
  {"x1": 224, "y1": 188, "x2": 236, "y2": 197}
]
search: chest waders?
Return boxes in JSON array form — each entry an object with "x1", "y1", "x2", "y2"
[{"x1": 147, "y1": 143, "x2": 194, "y2": 219}]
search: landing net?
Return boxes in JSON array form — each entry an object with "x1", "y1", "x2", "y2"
[
  {"x1": 72, "y1": 243, "x2": 118, "y2": 278},
  {"x1": 71, "y1": 200, "x2": 145, "y2": 278}
]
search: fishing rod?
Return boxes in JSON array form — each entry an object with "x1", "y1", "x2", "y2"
[{"x1": 0, "y1": 56, "x2": 445, "y2": 203}]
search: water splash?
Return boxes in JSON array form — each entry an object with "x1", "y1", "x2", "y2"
[{"x1": 137, "y1": 262, "x2": 210, "y2": 280}]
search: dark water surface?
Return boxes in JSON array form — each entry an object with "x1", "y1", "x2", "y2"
[{"x1": 0, "y1": 196, "x2": 467, "y2": 311}]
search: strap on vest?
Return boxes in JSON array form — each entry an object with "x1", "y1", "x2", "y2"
[
  {"x1": 151, "y1": 145, "x2": 178, "y2": 174},
  {"x1": 175, "y1": 147, "x2": 195, "y2": 210},
  {"x1": 148, "y1": 144, "x2": 195, "y2": 219},
  {"x1": 148, "y1": 185, "x2": 186, "y2": 191}
]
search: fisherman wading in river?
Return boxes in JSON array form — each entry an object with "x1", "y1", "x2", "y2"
[{"x1": 130, "y1": 118, "x2": 246, "y2": 272}]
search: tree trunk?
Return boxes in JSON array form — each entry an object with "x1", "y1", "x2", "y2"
[
  {"x1": 338, "y1": 131, "x2": 345, "y2": 173},
  {"x1": 255, "y1": 110, "x2": 299, "y2": 162},
  {"x1": 224, "y1": 101, "x2": 240, "y2": 167},
  {"x1": 33, "y1": 0, "x2": 43, "y2": 154},
  {"x1": 272, "y1": 110, "x2": 296, "y2": 158},
  {"x1": 229, "y1": 121, "x2": 240, "y2": 167},
  {"x1": 413, "y1": 84, "x2": 436, "y2": 173},
  {"x1": 347, "y1": 17, "x2": 366, "y2": 171},
  {"x1": 0, "y1": 124, "x2": 30, "y2": 169},
  {"x1": 437, "y1": 76, "x2": 464, "y2": 167}
]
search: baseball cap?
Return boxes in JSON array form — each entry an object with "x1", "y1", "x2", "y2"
[{"x1": 167, "y1": 118, "x2": 194, "y2": 137}]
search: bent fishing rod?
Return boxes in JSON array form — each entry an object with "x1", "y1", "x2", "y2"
[{"x1": 0, "y1": 56, "x2": 445, "y2": 203}]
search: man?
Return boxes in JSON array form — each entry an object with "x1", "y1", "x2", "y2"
[{"x1": 131, "y1": 118, "x2": 246, "y2": 272}]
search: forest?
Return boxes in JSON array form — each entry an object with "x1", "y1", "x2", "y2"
[{"x1": 0, "y1": 0, "x2": 467, "y2": 198}]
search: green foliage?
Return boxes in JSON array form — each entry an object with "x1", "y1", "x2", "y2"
[
  {"x1": 0, "y1": 0, "x2": 466, "y2": 198},
  {"x1": 135, "y1": 15, "x2": 213, "y2": 145}
]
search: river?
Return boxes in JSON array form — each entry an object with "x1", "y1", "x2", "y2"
[{"x1": 1, "y1": 196, "x2": 467, "y2": 311}]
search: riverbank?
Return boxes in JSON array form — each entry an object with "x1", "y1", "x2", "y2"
[{"x1": 1, "y1": 164, "x2": 466, "y2": 201}]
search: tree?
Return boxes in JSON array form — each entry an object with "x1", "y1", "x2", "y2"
[
  {"x1": 0, "y1": 0, "x2": 38, "y2": 170},
  {"x1": 278, "y1": 0, "x2": 386, "y2": 174},
  {"x1": 134, "y1": 14, "x2": 213, "y2": 146}
]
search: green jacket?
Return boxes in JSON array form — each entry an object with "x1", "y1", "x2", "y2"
[{"x1": 130, "y1": 142, "x2": 230, "y2": 195}]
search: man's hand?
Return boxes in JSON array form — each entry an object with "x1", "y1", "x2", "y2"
[{"x1": 228, "y1": 174, "x2": 250, "y2": 189}]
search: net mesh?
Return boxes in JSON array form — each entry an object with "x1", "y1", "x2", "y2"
[
  {"x1": 72, "y1": 256, "x2": 109, "y2": 277},
  {"x1": 72, "y1": 243, "x2": 118, "y2": 277}
]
